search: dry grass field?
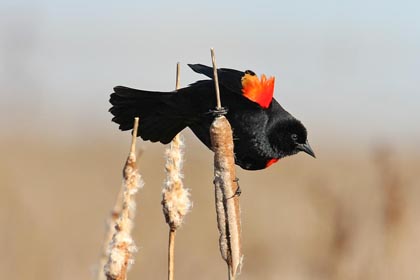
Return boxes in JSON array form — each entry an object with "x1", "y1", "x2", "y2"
[{"x1": 1, "y1": 132, "x2": 419, "y2": 280}]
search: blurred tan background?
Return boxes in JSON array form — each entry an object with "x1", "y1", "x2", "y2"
[{"x1": 1, "y1": 1, "x2": 420, "y2": 279}]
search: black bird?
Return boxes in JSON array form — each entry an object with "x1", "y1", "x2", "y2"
[{"x1": 109, "y1": 64, "x2": 315, "y2": 170}]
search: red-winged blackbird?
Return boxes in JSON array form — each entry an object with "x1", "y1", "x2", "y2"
[{"x1": 110, "y1": 64, "x2": 315, "y2": 170}]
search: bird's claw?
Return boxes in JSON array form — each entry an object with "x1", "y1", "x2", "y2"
[
  {"x1": 208, "y1": 107, "x2": 228, "y2": 117},
  {"x1": 228, "y1": 177, "x2": 242, "y2": 199}
]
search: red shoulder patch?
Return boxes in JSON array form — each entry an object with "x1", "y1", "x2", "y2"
[
  {"x1": 265, "y1": 158, "x2": 279, "y2": 168},
  {"x1": 241, "y1": 72, "x2": 275, "y2": 108}
]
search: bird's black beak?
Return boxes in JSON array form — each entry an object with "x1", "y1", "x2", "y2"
[{"x1": 297, "y1": 140, "x2": 316, "y2": 158}]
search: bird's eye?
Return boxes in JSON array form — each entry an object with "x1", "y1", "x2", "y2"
[{"x1": 291, "y1": 134, "x2": 298, "y2": 141}]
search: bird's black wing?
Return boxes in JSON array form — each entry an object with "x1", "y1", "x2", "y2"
[
  {"x1": 188, "y1": 64, "x2": 245, "y2": 94},
  {"x1": 188, "y1": 63, "x2": 277, "y2": 110}
]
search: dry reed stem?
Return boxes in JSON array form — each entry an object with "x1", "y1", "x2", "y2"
[
  {"x1": 210, "y1": 49, "x2": 243, "y2": 279},
  {"x1": 161, "y1": 63, "x2": 191, "y2": 280},
  {"x1": 210, "y1": 48, "x2": 222, "y2": 109},
  {"x1": 168, "y1": 229, "x2": 176, "y2": 280},
  {"x1": 104, "y1": 118, "x2": 143, "y2": 280}
]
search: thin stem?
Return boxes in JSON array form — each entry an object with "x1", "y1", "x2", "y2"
[
  {"x1": 175, "y1": 62, "x2": 181, "y2": 90},
  {"x1": 210, "y1": 48, "x2": 222, "y2": 109},
  {"x1": 168, "y1": 229, "x2": 176, "y2": 280},
  {"x1": 130, "y1": 117, "x2": 139, "y2": 155},
  {"x1": 228, "y1": 265, "x2": 234, "y2": 280}
]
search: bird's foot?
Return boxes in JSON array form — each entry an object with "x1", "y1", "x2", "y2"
[
  {"x1": 207, "y1": 107, "x2": 228, "y2": 117},
  {"x1": 228, "y1": 177, "x2": 242, "y2": 199}
]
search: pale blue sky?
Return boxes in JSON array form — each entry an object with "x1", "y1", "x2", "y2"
[{"x1": 1, "y1": 0, "x2": 419, "y2": 146}]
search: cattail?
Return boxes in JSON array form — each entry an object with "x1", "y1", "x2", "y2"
[
  {"x1": 161, "y1": 63, "x2": 192, "y2": 280},
  {"x1": 210, "y1": 48, "x2": 243, "y2": 279},
  {"x1": 104, "y1": 117, "x2": 143, "y2": 280},
  {"x1": 162, "y1": 133, "x2": 191, "y2": 230}
]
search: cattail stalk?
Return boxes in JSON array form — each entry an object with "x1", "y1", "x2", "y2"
[
  {"x1": 162, "y1": 63, "x2": 191, "y2": 280},
  {"x1": 210, "y1": 48, "x2": 243, "y2": 279},
  {"x1": 104, "y1": 118, "x2": 143, "y2": 280},
  {"x1": 211, "y1": 48, "x2": 222, "y2": 110}
]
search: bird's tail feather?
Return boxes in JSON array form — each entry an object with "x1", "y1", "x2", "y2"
[{"x1": 109, "y1": 86, "x2": 188, "y2": 144}]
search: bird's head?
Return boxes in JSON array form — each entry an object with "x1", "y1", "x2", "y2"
[{"x1": 270, "y1": 118, "x2": 315, "y2": 159}]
